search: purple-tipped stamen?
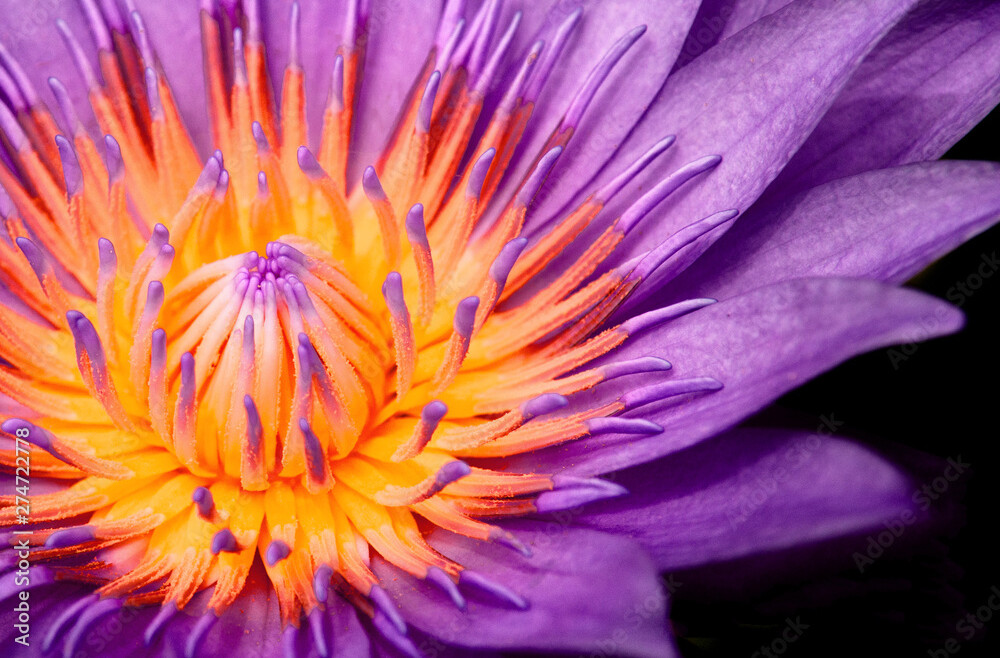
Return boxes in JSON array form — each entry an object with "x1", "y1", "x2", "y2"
[
  {"x1": 523, "y1": 7, "x2": 581, "y2": 103},
  {"x1": 55, "y1": 135, "x2": 83, "y2": 198},
  {"x1": 599, "y1": 357, "x2": 672, "y2": 381},
  {"x1": 297, "y1": 146, "x2": 328, "y2": 180},
  {"x1": 453, "y1": 296, "x2": 479, "y2": 339},
  {"x1": 621, "y1": 377, "x2": 724, "y2": 411},
  {"x1": 127, "y1": 6, "x2": 155, "y2": 63},
  {"x1": 585, "y1": 417, "x2": 663, "y2": 436},
  {"x1": 143, "y1": 600, "x2": 177, "y2": 647},
  {"x1": 185, "y1": 612, "x2": 217, "y2": 658},
  {"x1": 381, "y1": 271, "x2": 409, "y2": 319},
  {"x1": 0, "y1": 68, "x2": 26, "y2": 111},
  {"x1": 244, "y1": 395, "x2": 264, "y2": 463},
  {"x1": 56, "y1": 19, "x2": 100, "y2": 89},
  {"x1": 0, "y1": 101, "x2": 27, "y2": 151},
  {"x1": 392, "y1": 400, "x2": 447, "y2": 462},
  {"x1": 192, "y1": 486, "x2": 214, "y2": 520},
  {"x1": 372, "y1": 611, "x2": 421, "y2": 658},
  {"x1": 79, "y1": 0, "x2": 113, "y2": 51},
  {"x1": 595, "y1": 135, "x2": 677, "y2": 203},
  {"x1": 516, "y1": 146, "x2": 562, "y2": 209},
  {"x1": 426, "y1": 566, "x2": 467, "y2": 609},
  {"x1": 144, "y1": 67, "x2": 163, "y2": 120},
  {"x1": 431, "y1": 460, "x2": 472, "y2": 495},
  {"x1": 104, "y1": 135, "x2": 124, "y2": 184},
  {"x1": 42, "y1": 594, "x2": 98, "y2": 652},
  {"x1": 474, "y1": 9, "x2": 521, "y2": 94},
  {"x1": 625, "y1": 209, "x2": 739, "y2": 285},
  {"x1": 521, "y1": 393, "x2": 569, "y2": 420},
  {"x1": 265, "y1": 539, "x2": 291, "y2": 566},
  {"x1": 621, "y1": 298, "x2": 717, "y2": 336},
  {"x1": 617, "y1": 155, "x2": 724, "y2": 234},
  {"x1": 536, "y1": 476, "x2": 628, "y2": 513},
  {"x1": 312, "y1": 564, "x2": 333, "y2": 603},
  {"x1": 63, "y1": 597, "x2": 122, "y2": 658},
  {"x1": 252, "y1": 121, "x2": 270, "y2": 152},
  {"x1": 369, "y1": 584, "x2": 407, "y2": 635},
  {"x1": 404, "y1": 204, "x2": 429, "y2": 248},
  {"x1": 210, "y1": 528, "x2": 239, "y2": 554},
  {"x1": 488, "y1": 527, "x2": 532, "y2": 557},
  {"x1": 436, "y1": 18, "x2": 466, "y2": 73},
  {"x1": 489, "y1": 237, "x2": 528, "y2": 288},
  {"x1": 459, "y1": 570, "x2": 529, "y2": 609},
  {"x1": 362, "y1": 165, "x2": 387, "y2": 202},
  {"x1": 48, "y1": 78, "x2": 81, "y2": 133},
  {"x1": 416, "y1": 71, "x2": 440, "y2": 134},
  {"x1": 564, "y1": 25, "x2": 646, "y2": 129},
  {"x1": 44, "y1": 525, "x2": 96, "y2": 549},
  {"x1": 328, "y1": 54, "x2": 345, "y2": 112},
  {"x1": 298, "y1": 418, "x2": 329, "y2": 485},
  {"x1": 467, "y1": 148, "x2": 496, "y2": 199},
  {"x1": 308, "y1": 607, "x2": 329, "y2": 658}
]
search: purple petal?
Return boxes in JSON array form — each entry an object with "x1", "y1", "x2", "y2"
[
  {"x1": 672, "y1": 0, "x2": 794, "y2": 71},
  {"x1": 513, "y1": 277, "x2": 963, "y2": 475},
  {"x1": 769, "y1": 0, "x2": 1000, "y2": 196},
  {"x1": 589, "y1": 0, "x2": 917, "y2": 264},
  {"x1": 373, "y1": 521, "x2": 676, "y2": 656},
  {"x1": 664, "y1": 161, "x2": 1000, "y2": 304},
  {"x1": 577, "y1": 426, "x2": 916, "y2": 571}
]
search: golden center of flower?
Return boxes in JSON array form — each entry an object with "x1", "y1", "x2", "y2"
[{"x1": 0, "y1": 1, "x2": 724, "y2": 651}]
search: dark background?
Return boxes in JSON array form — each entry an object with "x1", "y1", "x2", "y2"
[{"x1": 670, "y1": 108, "x2": 1000, "y2": 658}]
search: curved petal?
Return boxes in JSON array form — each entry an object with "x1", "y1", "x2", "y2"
[
  {"x1": 0, "y1": 581, "x2": 144, "y2": 658},
  {"x1": 507, "y1": 277, "x2": 963, "y2": 476},
  {"x1": 584, "y1": 0, "x2": 917, "y2": 263},
  {"x1": 165, "y1": 569, "x2": 370, "y2": 658},
  {"x1": 768, "y1": 0, "x2": 1000, "y2": 196},
  {"x1": 673, "y1": 0, "x2": 793, "y2": 70},
  {"x1": 372, "y1": 521, "x2": 676, "y2": 657},
  {"x1": 664, "y1": 161, "x2": 1000, "y2": 304},
  {"x1": 0, "y1": 562, "x2": 368, "y2": 658},
  {"x1": 576, "y1": 426, "x2": 916, "y2": 572}
]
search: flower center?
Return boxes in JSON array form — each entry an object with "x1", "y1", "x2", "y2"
[{"x1": 0, "y1": 1, "x2": 727, "y2": 654}]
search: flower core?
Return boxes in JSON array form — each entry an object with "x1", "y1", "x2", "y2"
[{"x1": 0, "y1": 1, "x2": 725, "y2": 654}]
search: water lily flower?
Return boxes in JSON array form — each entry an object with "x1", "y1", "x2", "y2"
[{"x1": 1, "y1": 0, "x2": 998, "y2": 656}]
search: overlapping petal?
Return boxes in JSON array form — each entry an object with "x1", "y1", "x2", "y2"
[
  {"x1": 576, "y1": 427, "x2": 915, "y2": 571},
  {"x1": 769, "y1": 0, "x2": 1000, "y2": 196},
  {"x1": 583, "y1": 0, "x2": 918, "y2": 262},
  {"x1": 0, "y1": 1, "x2": 994, "y2": 655},
  {"x1": 663, "y1": 161, "x2": 1000, "y2": 304},
  {"x1": 373, "y1": 521, "x2": 676, "y2": 657},
  {"x1": 511, "y1": 277, "x2": 962, "y2": 476}
]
